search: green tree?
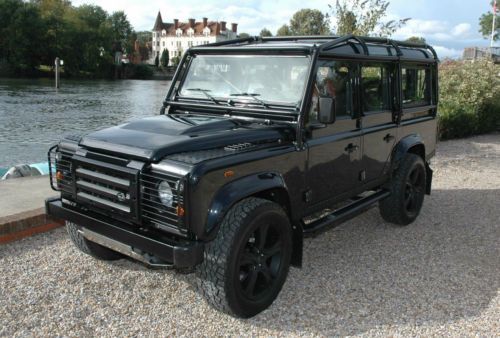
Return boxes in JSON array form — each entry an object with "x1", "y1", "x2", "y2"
[
  {"x1": 160, "y1": 49, "x2": 169, "y2": 67},
  {"x1": 276, "y1": 24, "x2": 292, "y2": 36},
  {"x1": 330, "y1": 0, "x2": 410, "y2": 36},
  {"x1": 479, "y1": 1, "x2": 499, "y2": 41},
  {"x1": 406, "y1": 36, "x2": 426, "y2": 44},
  {"x1": 289, "y1": 9, "x2": 330, "y2": 35},
  {"x1": 105, "y1": 11, "x2": 133, "y2": 53},
  {"x1": 154, "y1": 54, "x2": 159, "y2": 67},
  {"x1": 260, "y1": 28, "x2": 273, "y2": 37},
  {"x1": 0, "y1": 0, "x2": 46, "y2": 73},
  {"x1": 238, "y1": 32, "x2": 251, "y2": 38}
]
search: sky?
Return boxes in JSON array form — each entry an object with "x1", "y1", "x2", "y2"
[{"x1": 72, "y1": 0, "x2": 496, "y2": 59}]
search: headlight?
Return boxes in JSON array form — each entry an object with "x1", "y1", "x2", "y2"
[{"x1": 158, "y1": 181, "x2": 174, "y2": 206}]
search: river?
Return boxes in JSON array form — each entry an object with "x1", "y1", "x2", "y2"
[{"x1": 0, "y1": 78, "x2": 171, "y2": 168}]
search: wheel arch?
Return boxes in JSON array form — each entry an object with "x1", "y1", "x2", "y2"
[
  {"x1": 391, "y1": 134, "x2": 432, "y2": 194},
  {"x1": 204, "y1": 172, "x2": 303, "y2": 267}
]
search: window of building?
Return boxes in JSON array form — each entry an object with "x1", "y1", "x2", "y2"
[
  {"x1": 162, "y1": 41, "x2": 165, "y2": 47},
  {"x1": 402, "y1": 67, "x2": 430, "y2": 107},
  {"x1": 309, "y1": 60, "x2": 354, "y2": 122},
  {"x1": 156, "y1": 41, "x2": 159, "y2": 47},
  {"x1": 177, "y1": 41, "x2": 181, "y2": 48},
  {"x1": 361, "y1": 64, "x2": 391, "y2": 112}
]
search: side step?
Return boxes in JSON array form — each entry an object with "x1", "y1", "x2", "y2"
[{"x1": 302, "y1": 189, "x2": 390, "y2": 237}]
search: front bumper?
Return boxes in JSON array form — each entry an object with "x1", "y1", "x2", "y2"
[{"x1": 45, "y1": 197, "x2": 204, "y2": 268}]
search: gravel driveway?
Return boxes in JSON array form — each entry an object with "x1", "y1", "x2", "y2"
[{"x1": 1, "y1": 134, "x2": 499, "y2": 337}]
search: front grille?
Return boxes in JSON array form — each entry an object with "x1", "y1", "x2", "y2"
[
  {"x1": 73, "y1": 157, "x2": 139, "y2": 219},
  {"x1": 48, "y1": 146, "x2": 73, "y2": 194},
  {"x1": 140, "y1": 171, "x2": 186, "y2": 235}
]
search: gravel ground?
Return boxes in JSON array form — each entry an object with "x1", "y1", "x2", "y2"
[{"x1": 1, "y1": 134, "x2": 499, "y2": 337}]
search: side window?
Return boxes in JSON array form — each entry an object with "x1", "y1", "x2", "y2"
[
  {"x1": 402, "y1": 66, "x2": 430, "y2": 107},
  {"x1": 309, "y1": 60, "x2": 353, "y2": 122},
  {"x1": 361, "y1": 64, "x2": 391, "y2": 112}
]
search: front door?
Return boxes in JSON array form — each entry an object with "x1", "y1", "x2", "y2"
[{"x1": 305, "y1": 60, "x2": 362, "y2": 206}]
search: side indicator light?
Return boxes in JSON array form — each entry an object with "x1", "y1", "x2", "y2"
[
  {"x1": 224, "y1": 170, "x2": 234, "y2": 178},
  {"x1": 176, "y1": 206, "x2": 185, "y2": 217},
  {"x1": 56, "y1": 171, "x2": 64, "y2": 181}
]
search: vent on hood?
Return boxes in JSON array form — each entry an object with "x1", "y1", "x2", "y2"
[{"x1": 224, "y1": 142, "x2": 255, "y2": 152}]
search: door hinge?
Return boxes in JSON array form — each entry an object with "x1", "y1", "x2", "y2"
[{"x1": 304, "y1": 190, "x2": 313, "y2": 203}]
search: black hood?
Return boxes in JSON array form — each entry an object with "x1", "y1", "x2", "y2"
[{"x1": 79, "y1": 115, "x2": 291, "y2": 161}]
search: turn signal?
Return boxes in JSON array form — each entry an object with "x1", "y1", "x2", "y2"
[
  {"x1": 224, "y1": 170, "x2": 234, "y2": 178},
  {"x1": 176, "y1": 206, "x2": 185, "y2": 217},
  {"x1": 56, "y1": 171, "x2": 64, "y2": 181}
]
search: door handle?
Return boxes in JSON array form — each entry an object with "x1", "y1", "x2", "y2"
[
  {"x1": 383, "y1": 133, "x2": 395, "y2": 142},
  {"x1": 344, "y1": 143, "x2": 359, "y2": 153}
]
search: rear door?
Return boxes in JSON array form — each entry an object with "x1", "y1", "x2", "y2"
[{"x1": 360, "y1": 62, "x2": 398, "y2": 182}]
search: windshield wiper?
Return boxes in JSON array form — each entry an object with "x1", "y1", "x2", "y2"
[
  {"x1": 184, "y1": 88, "x2": 221, "y2": 105},
  {"x1": 230, "y1": 93, "x2": 269, "y2": 108}
]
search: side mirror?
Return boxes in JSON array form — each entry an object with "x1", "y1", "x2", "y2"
[{"x1": 318, "y1": 96, "x2": 336, "y2": 124}]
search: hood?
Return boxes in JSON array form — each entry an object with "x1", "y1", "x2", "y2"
[{"x1": 79, "y1": 114, "x2": 291, "y2": 161}]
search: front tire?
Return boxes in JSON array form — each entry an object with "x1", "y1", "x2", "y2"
[
  {"x1": 379, "y1": 153, "x2": 427, "y2": 225},
  {"x1": 66, "y1": 221, "x2": 123, "y2": 261},
  {"x1": 196, "y1": 197, "x2": 292, "y2": 318}
]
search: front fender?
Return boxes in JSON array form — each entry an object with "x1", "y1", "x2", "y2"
[{"x1": 204, "y1": 172, "x2": 288, "y2": 239}]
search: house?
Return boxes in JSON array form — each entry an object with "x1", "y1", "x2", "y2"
[
  {"x1": 152, "y1": 11, "x2": 238, "y2": 66},
  {"x1": 463, "y1": 47, "x2": 500, "y2": 63}
]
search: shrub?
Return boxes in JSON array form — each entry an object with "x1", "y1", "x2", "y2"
[{"x1": 438, "y1": 60, "x2": 500, "y2": 140}]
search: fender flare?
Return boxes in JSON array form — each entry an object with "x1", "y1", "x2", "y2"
[
  {"x1": 390, "y1": 134, "x2": 425, "y2": 171},
  {"x1": 204, "y1": 172, "x2": 304, "y2": 267}
]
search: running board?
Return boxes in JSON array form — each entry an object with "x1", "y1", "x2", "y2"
[{"x1": 302, "y1": 190, "x2": 390, "y2": 237}]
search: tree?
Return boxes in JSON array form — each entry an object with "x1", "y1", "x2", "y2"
[
  {"x1": 289, "y1": 9, "x2": 330, "y2": 35},
  {"x1": 105, "y1": 11, "x2": 133, "y2": 53},
  {"x1": 479, "y1": 1, "x2": 499, "y2": 41},
  {"x1": 260, "y1": 28, "x2": 272, "y2": 37},
  {"x1": 160, "y1": 49, "x2": 169, "y2": 67},
  {"x1": 405, "y1": 36, "x2": 426, "y2": 44},
  {"x1": 154, "y1": 54, "x2": 159, "y2": 67},
  {"x1": 276, "y1": 24, "x2": 292, "y2": 36},
  {"x1": 238, "y1": 32, "x2": 250, "y2": 38},
  {"x1": 330, "y1": 0, "x2": 410, "y2": 37}
]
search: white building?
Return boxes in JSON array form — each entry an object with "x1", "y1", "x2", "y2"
[{"x1": 152, "y1": 12, "x2": 238, "y2": 65}]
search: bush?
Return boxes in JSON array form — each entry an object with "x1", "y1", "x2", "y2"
[{"x1": 438, "y1": 60, "x2": 500, "y2": 140}]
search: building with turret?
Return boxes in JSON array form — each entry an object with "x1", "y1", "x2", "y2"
[{"x1": 152, "y1": 12, "x2": 238, "y2": 65}]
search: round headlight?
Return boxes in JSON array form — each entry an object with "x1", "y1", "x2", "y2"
[{"x1": 158, "y1": 181, "x2": 174, "y2": 206}]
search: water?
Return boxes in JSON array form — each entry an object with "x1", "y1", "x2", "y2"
[{"x1": 0, "y1": 78, "x2": 171, "y2": 168}]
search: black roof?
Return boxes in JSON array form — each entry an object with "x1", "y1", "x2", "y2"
[{"x1": 190, "y1": 34, "x2": 438, "y2": 63}]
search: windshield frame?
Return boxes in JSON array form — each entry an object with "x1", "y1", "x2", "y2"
[{"x1": 174, "y1": 52, "x2": 313, "y2": 113}]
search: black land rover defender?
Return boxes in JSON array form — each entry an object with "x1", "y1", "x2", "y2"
[{"x1": 46, "y1": 35, "x2": 438, "y2": 318}]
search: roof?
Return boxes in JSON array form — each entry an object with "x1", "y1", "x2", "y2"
[
  {"x1": 190, "y1": 35, "x2": 439, "y2": 63},
  {"x1": 152, "y1": 12, "x2": 225, "y2": 37}
]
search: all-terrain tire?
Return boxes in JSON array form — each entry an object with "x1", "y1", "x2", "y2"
[
  {"x1": 196, "y1": 197, "x2": 293, "y2": 318},
  {"x1": 66, "y1": 221, "x2": 123, "y2": 260},
  {"x1": 379, "y1": 153, "x2": 427, "y2": 225}
]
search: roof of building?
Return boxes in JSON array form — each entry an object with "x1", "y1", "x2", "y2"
[{"x1": 153, "y1": 12, "x2": 236, "y2": 37}]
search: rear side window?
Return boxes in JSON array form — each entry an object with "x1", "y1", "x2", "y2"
[
  {"x1": 402, "y1": 66, "x2": 430, "y2": 107},
  {"x1": 361, "y1": 65, "x2": 391, "y2": 112}
]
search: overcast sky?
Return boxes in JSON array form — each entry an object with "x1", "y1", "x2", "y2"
[{"x1": 72, "y1": 0, "x2": 496, "y2": 58}]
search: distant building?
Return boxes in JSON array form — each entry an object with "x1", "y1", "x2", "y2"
[
  {"x1": 151, "y1": 12, "x2": 238, "y2": 65},
  {"x1": 463, "y1": 47, "x2": 500, "y2": 63}
]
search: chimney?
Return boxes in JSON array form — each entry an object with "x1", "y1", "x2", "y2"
[
  {"x1": 189, "y1": 18, "x2": 195, "y2": 28},
  {"x1": 221, "y1": 21, "x2": 226, "y2": 31},
  {"x1": 174, "y1": 18, "x2": 179, "y2": 29},
  {"x1": 231, "y1": 23, "x2": 238, "y2": 33},
  {"x1": 203, "y1": 17, "x2": 208, "y2": 27},
  {"x1": 215, "y1": 22, "x2": 221, "y2": 35}
]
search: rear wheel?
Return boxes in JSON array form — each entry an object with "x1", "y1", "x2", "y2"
[
  {"x1": 66, "y1": 221, "x2": 123, "y2": 260},
  {"x1": 196, "y1": 197, "x2": 292, "y2": 318},
  {"x1": 379, "y1": 153, "x2": 427, "y2": 225}
]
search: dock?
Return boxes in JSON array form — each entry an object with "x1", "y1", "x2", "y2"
[{"x1": 0, "y1": 176, "x2": 61, "y2": 243}]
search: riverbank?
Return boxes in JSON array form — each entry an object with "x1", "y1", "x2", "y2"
[{"x1": 0, "y1": 176, "x2": 60, "y2": 244}]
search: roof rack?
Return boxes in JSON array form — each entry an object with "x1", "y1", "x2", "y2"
[{"x1": 197, "y1": 34, "x2": 438, "y2": 61}]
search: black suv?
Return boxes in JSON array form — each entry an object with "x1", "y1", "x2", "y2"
[{"x1": 46, "y1": 35, "x2": 438, "y2": 318}]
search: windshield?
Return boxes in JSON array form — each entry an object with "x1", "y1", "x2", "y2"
[{"x1": 178, "y1": 55, "x2": 310, "y2": 107}]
